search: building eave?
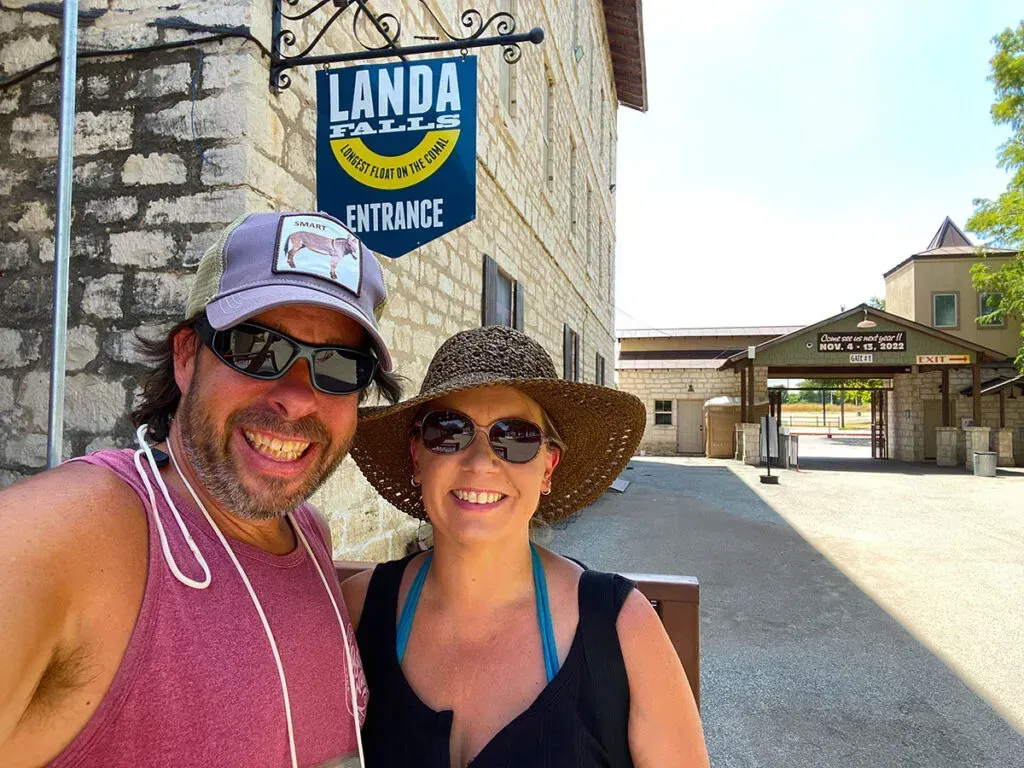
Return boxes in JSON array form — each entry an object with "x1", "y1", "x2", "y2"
[
  {"x1": 723, "y1": 304, "x2": 1009, "y2": 368},
  {"x1": 602, "y1": 0, "x2": 647, "y2": 112},
  {"x1": 883, "y1": 248, "x2": 1018, "y2": 280}
]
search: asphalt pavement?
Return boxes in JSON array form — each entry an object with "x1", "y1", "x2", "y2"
[{"x1": 549, "y1": 455, "x2": 1024, "y2": 768}]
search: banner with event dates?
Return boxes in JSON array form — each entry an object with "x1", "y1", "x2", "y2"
[{"x1": 817, "y1": 331, "x2": 907, "y2": 353}]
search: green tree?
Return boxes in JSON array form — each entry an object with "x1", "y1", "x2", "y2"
[
  {"x1": 866, "y1": 296, "x2": 886, "y2": 311},
  {"x1": 967, "y1": 21, "x2": 1024, "y2": 369},
  {"x1": 787, "y1": 379, "x2": 885, "y2": 406}
]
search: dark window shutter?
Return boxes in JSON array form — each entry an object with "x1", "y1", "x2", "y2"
[
  {"x1": 574, "y1": 332, "x2": 581, "y2": 381},
  {"x1": 513, "y1": 281, "x2": 524, "y2": 331},
  {"x1": 563, "y1": 323, "x2": 572, "y2": 379},
  {"x1": 482, "y1": 254, "x2": 498, "y2": 326}
]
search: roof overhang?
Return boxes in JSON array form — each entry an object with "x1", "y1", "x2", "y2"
[
  {"x1": 883, "y1": 247, "x2": 1018, "y2": 279},
  {"x1": 602, "y1": 0, "x2": 647, "y2": 111},
  {"x1": 723, "y1": 304, "x2": 1010, "y2": 370},
  {"x1": 961, "y1": 374, "x2": 1024, "y2": 397}
]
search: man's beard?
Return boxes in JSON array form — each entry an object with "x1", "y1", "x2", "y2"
[{"x1": 177, "y1": 381, "x2": 352, "y2": 520}]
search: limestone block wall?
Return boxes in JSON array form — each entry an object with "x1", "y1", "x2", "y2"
[
  {"x1": 0, "y1": 0, "x2": 621, "y2": 560},
  {"x1": 617, "y1": 366, "x2": 767, "y2": 455},
  {"x1": 888, "y1": 369, "x2": 1023, "y2": 463}
]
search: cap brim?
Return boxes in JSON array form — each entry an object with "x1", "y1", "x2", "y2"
[{"x1": 205, "y1": 285, "x2": 393, "y2": 372}]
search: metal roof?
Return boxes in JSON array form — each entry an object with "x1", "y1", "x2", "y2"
[
  {"x1": 925, "y1": 216, "x2": 972, "y2": 250},
  {"x1": 617, "y1": 326, "x2": 802, "y2": 339},
  {"x1": 617, "y1": 358, "x2": 729, "y2": 370},
  {"x1": 960, "y1": 374, "x2": 1024, "y2": 397},
  {"x1": 883, "y1": 217, "x2": 1017, "y2": 277}
]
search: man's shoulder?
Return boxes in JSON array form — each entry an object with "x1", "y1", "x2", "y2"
[{"x1": 0, "y1": 460, "x2": 147, "y2": 555}]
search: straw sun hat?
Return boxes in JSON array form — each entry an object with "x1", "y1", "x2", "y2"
[{"x1": 351, "y1": 325, "x2": 646, "y2": 522}]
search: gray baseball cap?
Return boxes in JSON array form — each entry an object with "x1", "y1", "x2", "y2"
[{"x1": 185, "y1": 211, "x2": 393, "y2": 372}]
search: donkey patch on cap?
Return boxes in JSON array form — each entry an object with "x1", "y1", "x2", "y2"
[{"x1": 273, "y1": 213, "x2": 362, "y2": 296}]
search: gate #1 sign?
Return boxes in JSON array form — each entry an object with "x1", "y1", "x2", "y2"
[
  {"x1": 817, "y1": 331, "x2": 906, "y2": 353},
  {"x1": 315, "y1": 57, "x2": 478, "y2": 258}
]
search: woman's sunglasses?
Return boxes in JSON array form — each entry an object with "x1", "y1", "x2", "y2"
[
  {"x1": 414, "y1": 410, "x2": 560, "y2": 464},
  {"x1": 194, "y1": 317, "x2": 378, "y2": 395}
]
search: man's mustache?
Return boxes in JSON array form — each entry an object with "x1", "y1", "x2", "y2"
[{"x1": 228, "y1": 407, "x2": 331, "y2": 445}]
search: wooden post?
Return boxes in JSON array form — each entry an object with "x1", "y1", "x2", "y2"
[
  {"x1": 870, "y1": 391, "x2": 877, "y2": 458},
  {"x1": 881, "y1": 390, "x2": 887, "y2": 459},
  {"x1": 840, "y1": 387, "x2": 845, "y2": 430},
  {"x1": 999, "y1": 388, "x2": 1006, "y2": 428},
  {"x1": 941, "y1": 368, "x2": 950, "y2": 427},
  {"x1": 972, "y1": 364, "x2": 982, "y2": 426}
]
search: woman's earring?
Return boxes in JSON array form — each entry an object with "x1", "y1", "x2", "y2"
[
  {"x1": 541, "y1": 483, "x2": 552, "y2": 496},
  {"x1": 411, "y1": 476, "x2": 420, "y2": 487}
]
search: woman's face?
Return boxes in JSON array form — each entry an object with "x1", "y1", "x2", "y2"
[{"x1": 410, "y1": 386, "x2": 561, "y2": 545}]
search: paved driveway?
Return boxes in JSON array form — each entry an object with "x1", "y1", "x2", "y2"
[{"x1": 550, "y1": 456, "x2": 1024, "y2": 767}]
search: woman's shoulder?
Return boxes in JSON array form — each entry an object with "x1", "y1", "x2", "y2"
[
  {"x1": 533, "y1": 546, "x2": 586, "y2": 600},
  {"x1": 341, "y1": 551, "x2": 423, "y2": 631}
]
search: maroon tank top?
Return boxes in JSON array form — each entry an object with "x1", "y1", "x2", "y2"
[{"x1": 48, "y1": 449, "x2": 367, "y2": 768}]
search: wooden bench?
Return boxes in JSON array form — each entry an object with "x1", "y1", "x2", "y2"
[{"x1": 334, "y1": 561, "x2": 701, "y2": 708}]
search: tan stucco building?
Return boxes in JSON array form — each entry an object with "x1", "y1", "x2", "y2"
[
  {"x1": 617, "y1": 218, "x2": 1023, "y2": 467},
  {"x1": 884, "y1": 217, "x2": 1021, "y2": 357},
  {"x1": 0, "y1": 0, "x2": 647, "y2": 558}
]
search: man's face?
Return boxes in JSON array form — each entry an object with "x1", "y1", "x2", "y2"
[{"x1": 173, "y1": 304, "x2": 365, "y2": 520}]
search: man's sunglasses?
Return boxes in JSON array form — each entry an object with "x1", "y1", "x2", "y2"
[
  {"x1": 194, "y1": 317, "x2": 378, "y2": 395},
  {"x1": 414, "y1": 410, "x2": 561, "y2": 464}
]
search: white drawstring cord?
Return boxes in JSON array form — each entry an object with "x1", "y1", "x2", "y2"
[
  {"x1": 133, "y1": 424, "x2": 212, "y2": 589},
  {"x1": 133, "y1": 425, "x2": 366, "y2": 768},
  {"x1": 291, "y1": 520, "x2": 368, "y2": 767}
]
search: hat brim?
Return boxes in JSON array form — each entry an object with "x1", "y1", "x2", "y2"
[
  {"x1": 205, "y1": 285, "x2": 393, "y2": 372},
  {"x1": 351, "y1": 375, "x2": 646, "y2": 522}
]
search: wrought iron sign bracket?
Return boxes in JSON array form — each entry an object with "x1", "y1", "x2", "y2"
[{"x1": 270, "y1": 0, "x2": 544, "y2": 91}]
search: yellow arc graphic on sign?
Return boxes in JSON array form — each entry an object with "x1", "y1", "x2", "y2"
[{"x1": 330, "y1": 130, "x2": 460, "y2": 191}]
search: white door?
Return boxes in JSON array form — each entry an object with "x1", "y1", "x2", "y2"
[{"x1": 676, "y1": 400, "x2": 705, "y2": 454}]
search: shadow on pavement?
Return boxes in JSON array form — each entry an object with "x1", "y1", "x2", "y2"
[
  {"x1": 551, "y1": 459, "x2": 1024, "y2": 768},
  {"x1": 795, "y1": 456, "x2": 1024, "y2": 478}
]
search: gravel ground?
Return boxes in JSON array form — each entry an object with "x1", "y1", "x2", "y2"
[{"x1": 550, "y1": 453, "x2": 1024, "y2": 767}]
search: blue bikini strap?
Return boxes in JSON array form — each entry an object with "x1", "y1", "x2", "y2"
[
  {"x1": 394, "y1": 546, "x2": 560, "y2": 683},
  {"x1": 396, "y1": 551, "x2": 432, "y2": 664},
  {"x1": 531, "y1": 543, "x2": 560, "y2": 682}
]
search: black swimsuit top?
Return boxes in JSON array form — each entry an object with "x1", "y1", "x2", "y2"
[{"x1": 355, "y1": 553, "x2": 636, "y2": 768}]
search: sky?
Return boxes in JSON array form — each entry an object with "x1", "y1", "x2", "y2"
[{"x1": 613, "y1": 0, "x2": 1023, "y2": 330}]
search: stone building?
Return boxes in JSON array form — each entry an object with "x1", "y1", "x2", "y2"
[
  {"x1": 617, "y1": 327, "x2": 793, "y2": 454},
  {"x1": 618, "y1": 218, "x2": 1023, "y2": 466},
  {"x1": 0, "y1": 0, "x2": 647, "y2": 558}
]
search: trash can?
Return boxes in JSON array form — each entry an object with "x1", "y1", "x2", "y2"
[{"x1": 973, "y1": 451, "x2": 997, "y2": 477}]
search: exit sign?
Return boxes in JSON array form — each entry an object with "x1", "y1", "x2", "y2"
[{"x1": 916, "y1": 354, "x2": 971, "y2": 365}]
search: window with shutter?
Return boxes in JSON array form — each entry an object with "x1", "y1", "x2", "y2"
[
  {"x1": 482, "y1": 254, "x2": 522, "y2": 329},
  {"x1": 563, "y1": 324, "x2": 580, "y2": 381}
]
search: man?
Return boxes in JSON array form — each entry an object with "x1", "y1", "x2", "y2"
[{"x1": 0, "y1": 211, "x2": 401, "y2": 768}]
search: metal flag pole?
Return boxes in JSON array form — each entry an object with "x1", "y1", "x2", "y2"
[{"x1": 47, "y1": 0, "x2": 79, "y2": 468}]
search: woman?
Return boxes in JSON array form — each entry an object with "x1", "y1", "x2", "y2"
[{"x1": 342, "y1": 325, "x2": 709, "y2": 768}]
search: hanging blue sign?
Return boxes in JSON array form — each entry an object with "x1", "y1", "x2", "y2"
[{"x1": 315, "y1": 56, "x2": 478, "y2": 258}]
